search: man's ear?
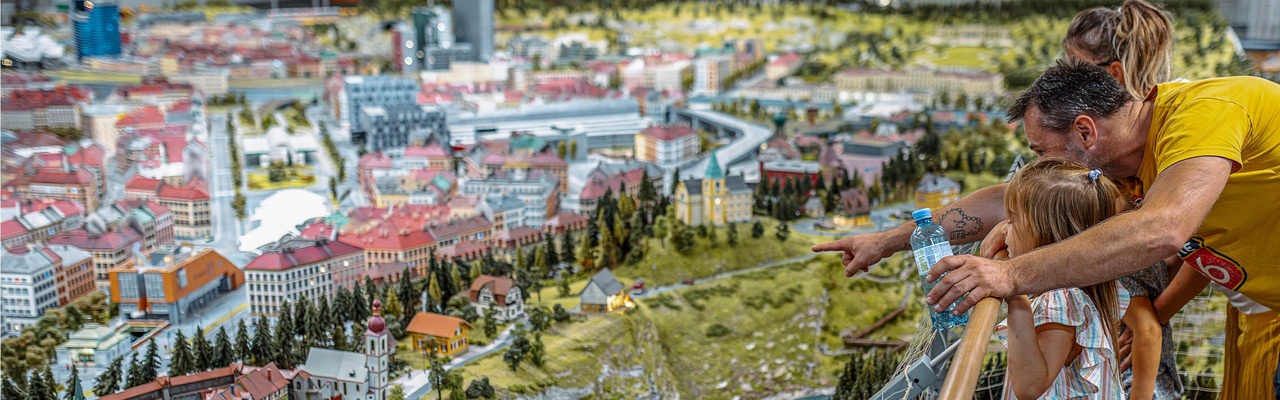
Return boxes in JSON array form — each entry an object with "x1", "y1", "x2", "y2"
[
  {"x1": 1107, "y1": 61, "x2": 1126, "y2": 88},
  {"x1": 1072, "y1": 115, "x2": 1099, "y2": 149}
]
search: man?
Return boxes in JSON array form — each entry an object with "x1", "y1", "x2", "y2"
[{"x1": 812, "y1": 59, "x2": 1280, "y2": 397}]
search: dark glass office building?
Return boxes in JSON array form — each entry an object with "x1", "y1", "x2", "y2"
[{"x1": 72, "y1": 0, "x2": 121, "y2": 60}]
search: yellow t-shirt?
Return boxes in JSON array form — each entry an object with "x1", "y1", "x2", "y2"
[{"x1": 1124, "y1": 76, "x2": 1280, "y2": 310}]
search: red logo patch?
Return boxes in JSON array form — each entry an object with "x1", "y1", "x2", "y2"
[{"x1": 1178, "y1": 237, "x2": 1246, "y2": 290}]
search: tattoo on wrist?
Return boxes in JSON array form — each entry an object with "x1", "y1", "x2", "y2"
[{"x1": 940, "y1": 207, "x2": 984, "y2": 241}]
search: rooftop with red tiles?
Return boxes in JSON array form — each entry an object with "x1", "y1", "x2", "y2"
[
  {"x1": 1, "y1": 86, "x2": 93, "y2": 111},
  {"x1": 156, "y1": 177, "x2": 210, "y2": 201}
]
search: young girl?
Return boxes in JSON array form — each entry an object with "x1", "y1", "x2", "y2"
[{"x1": 999, "y1": 158, "x2": 1125, "y2": 400}]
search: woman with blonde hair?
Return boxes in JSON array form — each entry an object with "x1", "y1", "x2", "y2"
[{"x1": 1063, "y1": 0, "x2": 1174, "y2": 100}]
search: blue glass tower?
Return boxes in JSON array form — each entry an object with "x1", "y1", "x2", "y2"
[{"x1": 72, "y1": 0, "x2": 121, "y2": 60}]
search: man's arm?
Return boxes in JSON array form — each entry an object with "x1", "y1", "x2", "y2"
[
  {"x1": 813, "y1": 183, "x2": 1008, "y2": 277},
  {"x1": 926, "y1": 157, "x2": 1232, "y2": 313}
]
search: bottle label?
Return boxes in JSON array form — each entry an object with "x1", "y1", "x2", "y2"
[{"x1": 913, "y1": 242, "x2": 953, "y2": 274}]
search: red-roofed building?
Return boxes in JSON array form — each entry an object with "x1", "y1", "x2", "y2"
[
  {"x1": 111, "y1": 78, "x2": 195, "y2": 104},
  {"x1": 99, "y1": 363, "x2": 242, "y2": 400},
  {"x1": 542, "y1": 212, "x2": 590, "y2": 235},
  {"x1": 401, "y1": 145, "x2": 453, "y2": 170},
  {"x1": 203, "y1": 363, "x2": 294, "y2": 400},
  {"x1": 0, "y1": 86, "x2": 93, "y2": 131},
  {"x1": 246, "y1": 238, "x2": 365, "y2": 316},
  {"x1": 115, "y1": 106, "x2": 167, "y2": 130},
  {"x1": 464, "y1": 141, "x2": 569, "y2": 193},
  {"x1": 436, "y1": 239, "x2": 487, "y2": 262},
  {"x1": 1, "y1": 199, "x2": 85, "y2": 250},
  {"x1": 574, "y1": 163, "x2": 663, "y2": 216},
  {"x1": 766, "y1": 52, "x2": 804, "y2": 81},
  {"x1": 125, "y1": 176, "x2": 164, "y2": 200},
  {"x1": 635, "y1": 124, "x2": 698, "y2": 167},
  {"x1": 468, "y1": 274, "x2": 524, "y2": 321},
  {"x1": 12, "y1": 168, "x2": 100, "y2": 211},
  {"x1": 155, "y1": 178, "x2": 212, "y2": 239},
  {"x1": 49, "y1": 227, "x2": 143, "y2": 293},
  {"x1": 338, "y1": 207, "x2": 440, "y2": 278}
]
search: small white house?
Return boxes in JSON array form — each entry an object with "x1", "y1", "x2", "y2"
[{"x1": 468, "y1": 275, "x2": 525, "y2": 322}]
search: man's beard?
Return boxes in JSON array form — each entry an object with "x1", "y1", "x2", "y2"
[{"x1": 1063, "y1": 144, "x2": 1105, "y2": 173}]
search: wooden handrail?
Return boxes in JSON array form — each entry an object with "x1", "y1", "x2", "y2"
[
  {"x1": 938, "y1": 297, "x2": 1002, "y2": 399},
  {"x1": 939, "y1": 248, "x2": 1007, "y2": 400}
]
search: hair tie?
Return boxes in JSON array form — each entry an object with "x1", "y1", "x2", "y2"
[{"x1": 1089, "y1": 169, "x2": 1102, "y2": 182}]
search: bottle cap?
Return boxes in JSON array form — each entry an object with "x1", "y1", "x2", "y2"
[{"x1": 912, "y1": 208, "x2": 932, "y2": 222}]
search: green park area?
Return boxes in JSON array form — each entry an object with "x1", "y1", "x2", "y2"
[{"x1": 247, "y1": 163, "x2": 316, "y2": 191}]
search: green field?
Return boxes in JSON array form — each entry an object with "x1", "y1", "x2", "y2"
[{"x1": 461, "y1": 255, "x2": 918, "y2": 399}]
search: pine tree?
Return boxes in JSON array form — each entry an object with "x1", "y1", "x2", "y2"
[
  {"x1": 706, "y1": 223, "x2": 718, "y2": 246},
  {"x1": 596, "y1": 212, "x2": 617, "y2": 268},
  {"x1": 192, "y1": 326, "x2": 214, "y2": 371},
  {"x1": 1, "y1": 378, "x2": 23, "y2": 400},
  {"x1": 213, "y1": 326, "x2": 233, "y2": 368},
  {"x1": 251, "y1": 314, "x2": 273, "y2": 365},
  {"x1": 351, "y1": 285, "x2": 370, "y2": 323},
  {"x1": 126, "y1": 353, "x2": 145, "y2": 388},
  {"x1": 575, "y1": 233, "x2": 595, "y2": 271},
  {"x1": 560, "y1": 231, "x2": 576, "y2": 265},
  {"x1": 513, "y1": 248, "x2": 527, "y2": 277},
  {"x1": 726, "y1": 222, "x2": 739, "y2": 245},
  {"x1": 533, "y1": 245, "x2": 548, "y2": 282},
  {"x1": 141, "y1": 339, "x2": 160, "y2": 382},
  {"x1": 294, "y1": 296, "x2": 312, "y2": 343},
  {"x1": 235, "y1": 319, "x2": 252, "y2": 363},
  {"x1": 28, "y1": 366, "x2": 52, "y2": 400},
  {"x1": 398, "y1": 267, "x2": 416, "y2": 314},
  {"x1": 92, "y1": 356, "x2": 123, "y2": 395},
  {"x1": 544, "y1": 240, "x2": 559, "y2": 272},
  {"x1": 752, "y1": 220, "x2": 765, "y2": 238},
  {"x1": 304, "y1": 297, "x2": 326, "y2": 349},
  {"x1": 317, "y1": 295, "x2": 334, "y2": 332},
  {"x1": 424, "y1": 273, "x2": 442, "y2": 313},
  {"x1": 468, "y1": 259, "x2": 482, "y2": 282},
  {"x1": 483, "y1": 305, "x2": 498, "y2": 338},
  {"x1": 170, "y1": 330, "x2": 195, "y2": 376},
  {"x1": 776, "y1": 222, "x2": 790, "y2": 241},
  {"x1": 274, "y1": 301, "x2": 295, "y2": 368},
  {"x1": 63, "y1": 363, "x2": 83, "y2": 400},
  {"x1": 334, "y1": 286, "x2": 352, "y2": 323},
  {"x1": 332, "y1": 322, "x2": 349, "y2": 351},
  {"x1": 385, "y1": 290, "x2": 404, "y2": 322},
  {"x1": 449, "y1": 263, "x2": 464, "y2": 296},
  {"x1": 637, "y1": 170, "x2": 657, "y2": 219},
  {"x1": 557, "y1": 273, "x2": 571, "y2": 297}
]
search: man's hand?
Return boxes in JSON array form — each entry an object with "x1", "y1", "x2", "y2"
[
  {"x1": 812, "y1": 232, "x2": 898, "y2": 277},
  {"x1": 926, "y1": 255, "x2": 1018, "y2": 314}
]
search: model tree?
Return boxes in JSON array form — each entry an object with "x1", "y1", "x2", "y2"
[
  {"x1": 752, "y1": 220, "x2": 765, "y2": 238},
  {"x1": 235, "y1": 319, "x2": 252, "y2": 363},
  {"x1": 125, "y1": 353, "x2": 146, "y2": 387},
  {"x1": 141, "y1": 339, "x2": 160, "y2": 382},
  {"x1": 274, "y1": 301, "x2": 296, "y2": 368},
  {"x1": 192, "y1": 326, "x2": 214, "y2": 371},
  {"x1": 92, "y1": 356, "x2": 123, "y2": 395},
  {"x1": 214, "y1": 326, "x2": 233, "y2": 368},
  {"x1": 170, "y1": 330, "x2": 195, "y2": 375},
  {"x1": 251, "y1": 314, "x2": 274, "y2": 365}
]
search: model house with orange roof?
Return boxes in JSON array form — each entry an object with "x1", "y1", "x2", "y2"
[{"x1": 406, "y1": 312, "x2": 472, "y2": 356}]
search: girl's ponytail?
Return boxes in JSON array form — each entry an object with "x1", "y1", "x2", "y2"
[{"x1": 1115, "y1": 0, "x2": 1174, "y2": 99}]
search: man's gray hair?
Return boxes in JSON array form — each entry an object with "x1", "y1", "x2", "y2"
[{"x1": 1007, "y1": 58, "x2": 1134, "y2": 132}]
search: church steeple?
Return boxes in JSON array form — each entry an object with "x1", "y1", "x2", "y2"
[{"x1": 705, "y1": 152, "x2": 723, "y2": 179}]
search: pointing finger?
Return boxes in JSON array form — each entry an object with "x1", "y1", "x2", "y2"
[{"x1": 811, "y1": 240, "x2": 846, "y2": 253}]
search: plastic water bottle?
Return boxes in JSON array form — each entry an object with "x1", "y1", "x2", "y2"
[{"x1": 910, "y1": 208, "x2": 969, "y2": 330}]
